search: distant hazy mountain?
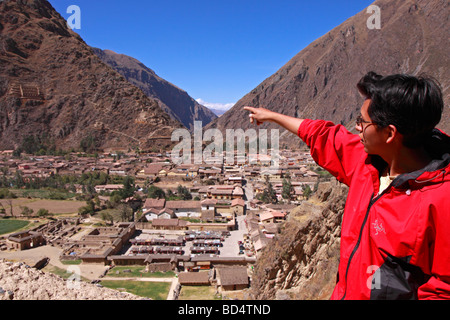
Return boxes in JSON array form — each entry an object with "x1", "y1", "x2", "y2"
[
  {"x1": 92, "y1": 48, "x2": 217, "y2": 131},
  {"x1": 209, "y1": 109, "x2": 227, "y2": 117}
]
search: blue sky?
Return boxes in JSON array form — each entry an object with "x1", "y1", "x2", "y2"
[{"x1": 48, "y1": 0, "x2": 375, "y2": 111}]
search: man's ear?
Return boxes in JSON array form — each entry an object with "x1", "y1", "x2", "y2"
[{"x1": 385, "y1": 124, "x2": 399, "y2": 144}]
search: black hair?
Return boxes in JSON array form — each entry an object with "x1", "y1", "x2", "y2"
[{"x1": 357, "y1": 71, "x2": 444, "y2": 149}]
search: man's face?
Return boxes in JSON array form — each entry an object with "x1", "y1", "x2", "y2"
[{"x1": 355, "y1": 99, "x2": 386, "y2": 155}]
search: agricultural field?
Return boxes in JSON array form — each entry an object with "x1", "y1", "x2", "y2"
[
  {"x1": 178, "y1": 286, "x2": 222, "y2": 300},
  {"x1": 100, "y1": 280, "x2": 170, "y2": 300},
  {"x1": 0, "y1": 198, "x2": 85, "y2": 216},
  {"x1": 0, "y1": 219, "x2": 30, "y2": 235}
]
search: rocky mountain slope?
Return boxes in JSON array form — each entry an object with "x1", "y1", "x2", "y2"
[
  {"x1": 0, "y1": 259, "x2": 141, "y2": 300},
  {"x1": 249, "y1": 179, "x2": 348, "y2": 300},
  {"x1": 0, "y1": 0, "x2": 183, "y2": 152},
  {"x1": 207, "y1": 0, "x2": 449, "y2": 148},
  {"x1": 92, "y1": 48, "x2": 217, "y2": 131}
]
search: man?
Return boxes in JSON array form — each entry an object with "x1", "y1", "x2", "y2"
[{"x1": 244, "y1": 72, "x2": 450, "y2": 299}]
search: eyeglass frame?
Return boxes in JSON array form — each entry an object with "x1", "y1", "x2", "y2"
[{"x1": 356, "y1": 115, "x2": 376, "y2": 129}]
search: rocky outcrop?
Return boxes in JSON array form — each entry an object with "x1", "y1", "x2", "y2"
[
  {"x1": 250, "y1": 179, "x2": 348, "y2": 300},
  {"x1": 0, "y1": 259, "x2": 141, "y2": 300}
]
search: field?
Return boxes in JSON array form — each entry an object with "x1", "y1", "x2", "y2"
[
  {"x1": 178, "y1": 286, "x2": 221, "y2": 300},
  {"x1": 100, "y1": 280, "x2": 171, "y2": 300},
  {"x1": 0, "y1": 219, "x2": 30, "y2": 235},
  {"x1": 106, "y1": 266, "x2": 175, "y2": 278},
  {"x1": 0, "y1": 198, "x2": 86, "y2": 216}
]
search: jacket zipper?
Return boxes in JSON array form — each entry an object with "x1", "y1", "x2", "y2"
[
  {"x1": 341, "y1": 192, "x2": 380, "y2": 300},
  {"x1": 340, "y1": 168, "x2": 404, "y2": 300}
]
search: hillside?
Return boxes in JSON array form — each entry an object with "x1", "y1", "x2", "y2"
[
  {"x1": 207, "y1": 0, "x2": 449, "y2": 148},
  {"x1": 0, "y1": 0, "x2": 183, "y2": 152},
  {"x1": 249, "y1": 179, "x2": 348, "y2": 300},
  {"x1": 92, "y1": 48, "x2": 217, "y2": 131}
]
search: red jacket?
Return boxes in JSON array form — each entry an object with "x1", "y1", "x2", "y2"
[{"x1": 298, "y1": 119, "x2": 450, "y2": 300}]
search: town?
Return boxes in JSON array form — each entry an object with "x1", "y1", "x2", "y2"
[{"x1": 0, "y1": 146, "x2": 329, "y2": 300}]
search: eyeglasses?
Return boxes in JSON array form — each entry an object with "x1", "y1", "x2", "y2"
[{"x1": 356, "y1": 115, "x2": 375, "y2": 128}]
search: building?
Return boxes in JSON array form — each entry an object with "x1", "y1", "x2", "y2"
[
  {"x1": 231, "y1": 198, "x2": 246, "y2": 216},
  {"x1": 178, "y1": 271, "x2": 211, "y2": 286},
  {"x1": 7, "y1": 230, "x2": 46, "y2": 251},
  {"x1": 166, "y1": 201, "x2": 202, "y2": 219},
  {"x1": 61, "y1": 223, "x2": 136, "y2": 265},
  {"x1": 151, "y1": 218, "x2": 188, "y2": 230},
  {"x1": 94, "y1": 184, "x2": 124, "y2": 193},
  {"x1": 259, "y1": 211, "x2": 287, "y2": 224},
  {"x1": 215, "y1": 265, "x2": 249, "y2": 291}
]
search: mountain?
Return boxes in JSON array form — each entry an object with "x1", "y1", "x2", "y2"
[
  {"x1": 206, "y1": 0, "x2": 449, "y2": 148},
  {"x1": 0, "y1": 0, "x2": 183, "y2": 152},
  {"x1": 209, "y1": 109, "x2": 227, "y2": 117},
  {"x1": 91, "y1": 48, "x2": 217, "y2": 131}
]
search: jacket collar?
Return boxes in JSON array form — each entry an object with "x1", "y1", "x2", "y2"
[{"x1": 367, "y1": 128, "x2": 450, "y2": 189}]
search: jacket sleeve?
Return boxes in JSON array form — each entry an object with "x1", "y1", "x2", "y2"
[
  {"x1": 298, "y1": 119, "x2": 366, "y2": 187},
  {"x1": 417, "y1": 200, "x2": 450, "y2": 300}
]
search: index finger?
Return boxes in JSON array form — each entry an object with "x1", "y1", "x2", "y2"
[{"x1": 243, "y1": 106, "x2": 256, "y2": 112}]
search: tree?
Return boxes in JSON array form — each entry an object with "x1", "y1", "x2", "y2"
[
  {"x1": 282, "y1": 175, "x2": 292, "y2": 201},
  {"x1": 14, "y1": 170, "x2": 25, "y2": 188},
  {"x1": 148, "y1": 185, "x2": 165, "y2": 199},
  {"x1": 109, "y1": 193, "x2": 122, "y2": 208},
  {"x1": 101, "y1": 211, "x2": 114, "y2": 225},
  {"x1": 262, "y1": 175, "x2": 277, "y2": 204},
  {"x1": 20, "y1": 206, "x2": 34, "y2": 217},
  {"x1": 78, "y1": 199, "x2": 95, "y2": 216},
  {"x1": 118, "y1": 203, "x2": 133, "y2": 222},
  {"x1": 80, "y1": 134, "x2": 97, "y2": 153},
  {"x1": 21, "y1": 135, "x2": 40, "y2": 154},
  {"x1": 121, "y1": 176, "x2": 135, "y2": 199},
  {"x1": 37, "y1": 208, "x2": 49, "y2": 217},
  {"x1": 177, "y1": 185, "x2": 192, "y2": 200},
  {"x1": 302, "y1": 185, "x2": 312, "y2": 200}
]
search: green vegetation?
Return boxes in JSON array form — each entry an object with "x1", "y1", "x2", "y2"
[
  {"x1": 0, "y1": 171, "x2": 133, "y2": 197},
  {"x1": 42, "y1": 264, "x2": 91, "y2": 282},
  {"x1": 106, "y1": 266, "x2": 175, "y2": 278},
  {"x1": 147, "y1": 185, "x2": 192, "y2": 201},
  {"x1": 0, "y1": 188, "x2": 17, "y2": 199},
  {"x1": 60, "y1": 259, "x2": 82, "y2": 265},
  {"x1": 100, "y1": 280, "x2": 170, "y2": 300},
  {"x1": 9, "y1": 189, "x2": 75, "y2": 200},
  {"x1": 0, "y1": 219, "x2": 30, "y2": 235},
  {"x1": 13, "y1": 134, "x2": 64, "y2": 157},
  {"x1": 257, "y1": 175, "x2": 277, "y2": 204},
  {"x1": 282, "y1": 174, "x2": 292, "y2": 200},
  {"x1": 302, "y1": 185, "x2": 312, "y2": 200},
  {"x1": 178, "y1": 286, "x2": 222, "y2": 300}
]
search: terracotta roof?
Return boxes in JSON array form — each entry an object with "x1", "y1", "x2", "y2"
[
  {"x1": 178, "y1": 272, "x2": 210, "y2": 285},
  {"x1": 151, "y1": 219, "x2": 187, "y2": 227},
  {"x1": 231, "y1": 198, "x2": 245, "y2": 207},
  {"x1": 216, "y1": 266, "x2": 249, "y2": 286},
  {"x1": 143, "y1": 198, "x2": 166, "y2": 209},
  {"x1": 166, "y1": 200, "x2": 201, "y2": 209},
  {"x1": 201, "y1": 199, "x2": 218, "y2": 206}
]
